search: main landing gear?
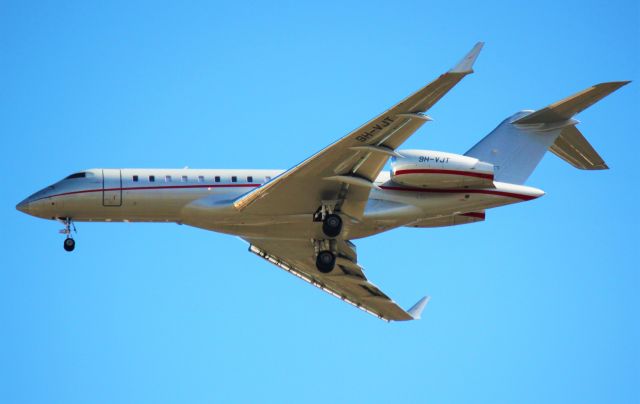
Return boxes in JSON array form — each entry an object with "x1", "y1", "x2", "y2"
[
  {"x1": 313, "y1": 204, "x2": 343, "y2": 273},
  {"x1": 322, "y1": 214, "x2": 342, "y2": 238},
  {"x1": 59, "y1": 218, "x2": 76, "y2": 252},
  {"x1": 314, "y1": 238, "x2": 337, "y2": 273},
  {"x1": 314, "y1": 203, "x2": 343, "y2": 238},
  {"x1": 316, "y1": 250, "x2": 336, "y2": 273}
]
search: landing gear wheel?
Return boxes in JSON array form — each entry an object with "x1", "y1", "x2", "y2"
[
  {"x1": 316, "y1": 250, "x2": 336, "y2": 273},
  {"x1": 59, "y1": 218, "x2": 77, "y2": 252},
  {"x1": 322, "y1": 214, "x2": 342, "y2": 238},
  {"x1": 63, "y1": 238, "x2": 75, "y2": 252}
]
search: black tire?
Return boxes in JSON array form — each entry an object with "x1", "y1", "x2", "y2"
[
  {"x1": 322, "y1": 214, "x2": 342, "y2": 238},
  {"x1": 316, "y1": 250, "x2": 336, "y2": 273},
  {"x1": 63, "y1": 238, "x2": 75, "y2": 252}
]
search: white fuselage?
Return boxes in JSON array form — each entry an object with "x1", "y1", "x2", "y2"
[{"x1": 17, "y1": 168, "x2": 544, "y2": 240}]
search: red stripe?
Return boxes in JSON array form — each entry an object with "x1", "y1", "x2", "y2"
[
  {"x1": 379, "y1": 185, "x2": 538, "y2": 201},
  {"x1": 35, "y1": 183, "x2": 261, "y2": 202},
  {"x1": 394, "y1": 169, "x2": 494, "y2": 180},
  {"x1": 461, "y1": 212, "x2": 486, "y2": 219},
  {"x1": 38, "y1": 183, "x2": 537, "y2": 203}
]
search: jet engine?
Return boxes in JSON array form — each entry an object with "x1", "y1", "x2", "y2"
[{"x1": 391, "y1": 150, "x2": 494, "y2": 189}]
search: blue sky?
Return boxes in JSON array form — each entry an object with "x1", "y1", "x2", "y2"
[{"x1": 1, "y1": 1, "x2": 638, "y2": 403}]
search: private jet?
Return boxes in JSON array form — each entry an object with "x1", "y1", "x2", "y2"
[{"x1": 16, "y1": 43, "x2": 629, "y2": 321}]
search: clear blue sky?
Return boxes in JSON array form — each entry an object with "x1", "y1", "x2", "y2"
[{"x1": 1, "y1": 1, "x2": 638, "y2": 403}]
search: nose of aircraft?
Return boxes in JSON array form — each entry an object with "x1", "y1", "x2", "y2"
[{"x1": 16, "y1": 199, "x2": 31, "y2": 214}]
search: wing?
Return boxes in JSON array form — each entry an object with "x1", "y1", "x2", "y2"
[
  {"x1": 245, "y1": 237, "x2": 430, "y2": 321},
  {"x1": 235, "y1": 42, "x2": 484, "y2": 220}
]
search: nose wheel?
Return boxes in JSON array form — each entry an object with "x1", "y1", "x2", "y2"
[
  {"x1": 63, "y1": 237, "x2": 76, "y2": 252},
  {"x1": 59, "y1": 218, "x2": 77, "y2": 252}
]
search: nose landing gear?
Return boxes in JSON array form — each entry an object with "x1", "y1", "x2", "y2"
[
  {"x1": 63, "y1": 237, "x2": 76, "y2": 252},
  {"x1": 59, "y1": 218, "x2": 76, "y2": 252}
]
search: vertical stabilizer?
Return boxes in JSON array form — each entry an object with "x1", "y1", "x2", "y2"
[{"x1": 465, "y1": 81, "x2": 629, "y2": 184}]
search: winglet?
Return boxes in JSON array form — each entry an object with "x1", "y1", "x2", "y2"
[
  {"x1": 407, "y1": 296, "x2": 431, "y2": 320},
  {"x1": 449, "y1": 42, "x2": 484, "y2": 74}
]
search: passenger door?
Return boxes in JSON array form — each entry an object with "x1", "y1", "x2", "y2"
[{"x1": 103, "y1": 169, "x2": 122, "y2": 206}]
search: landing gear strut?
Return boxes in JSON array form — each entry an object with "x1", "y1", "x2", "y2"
[{"x1": 60, "y1": 218, "x2": 76, "y2": 252}]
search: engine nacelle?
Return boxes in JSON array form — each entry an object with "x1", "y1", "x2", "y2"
[{"x1": 391, "y1": 150, "x2": 494, "y2": 189}]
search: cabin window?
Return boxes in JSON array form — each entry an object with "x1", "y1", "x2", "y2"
[
  {"x1": 247, "y1": 176, "x2": 253, "y2": 183},
  {"x1": 182, "y1": 175, "x2": 188, "y2": 182},
  {"x1": 198, "y1": 175, "x2": 205, "y2": 183},
  {"x1": 265, "y1": 176, "x2": 271, "y2": 182},
  {"x1": 65, "y1": 172, "x2": 87, "y2": 180},
  {"x1": 165, "y1": 175, "x2": 172, "y2": 182},
  {"x1": 214, "y1": 176, "x2": 221, "y2": 182},
  {"x1": 149, "y1": 175, "x2": 155, "y2": 182},
  {"x1": 231, "y1": 176, "x2": 237, "y2": 183},
  {"x1": 133, "y1": 175, "x2": 139, "y2": 182}
]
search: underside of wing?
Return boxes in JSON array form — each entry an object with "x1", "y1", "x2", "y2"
[
  {"x1": 234, "y1": 43, "x2": 484, "y2": 220},
  {"x1": 245, "y1": 237, "x2": 428, "y2": 322}
]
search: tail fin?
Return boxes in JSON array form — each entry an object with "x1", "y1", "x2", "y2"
[{"x1": 465, "y1": 81, "x2": 629, "y2": 184}]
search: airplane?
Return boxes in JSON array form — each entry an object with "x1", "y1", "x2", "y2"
[{"x1": 16, "y1": 43, "x2": 629, "y2": 322}]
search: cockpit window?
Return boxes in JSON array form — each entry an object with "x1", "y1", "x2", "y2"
[{"x1": 65, "y1": 172, "x2": 87, "y2": 180}]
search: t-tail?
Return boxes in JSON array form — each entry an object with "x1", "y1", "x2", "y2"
[{"x1": 465, "y1": 81, "x2": 630, "y2": 184}]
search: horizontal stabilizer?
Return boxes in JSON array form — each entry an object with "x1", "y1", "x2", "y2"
[
  {"x1": 513, "y1": 81, "x2": 630, "y2": 124},
  {"x1": 550, "y1": 125, "x2": 608, "y2": 170},
  {"x1": 407, "y1": 296, "x2": 431, "y2": 320},
  {"x1": 467, "y1": 80, "x2": 628, "y2": 183}
]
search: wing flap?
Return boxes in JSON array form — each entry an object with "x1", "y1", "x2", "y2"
[{"x1": 247, "y1": 239, "x2": 423, "y2": 321}]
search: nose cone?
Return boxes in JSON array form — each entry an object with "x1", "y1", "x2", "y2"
[{"x1": 16, "y1": 199, "x2": 31, "y2": 214}]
